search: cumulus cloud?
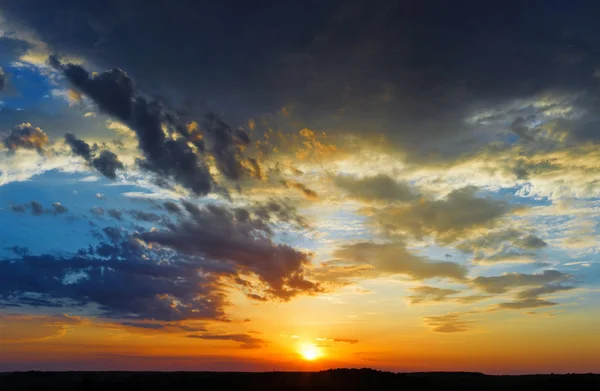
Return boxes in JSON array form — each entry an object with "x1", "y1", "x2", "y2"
[
  {"x1": 187, "y1": 333, "x2": 266, "y2": 349},
  {"x1": 324, "y1": 241, "x2": 468, "y2": 282},
  {"x1": 333, "y1": 174, "x2": 416, "y2": 203},
  {"x1": 51, "y1": 59, "x2": 257, "y2": 194},
  {"x1": 372, "y1": 187, "x2": 518, "y2": 243},
  {"x1": 139, "y1": 200, "x2": 320, "y2": 301},
  {"x1": 4, "y1": 123, "x2": 49, "y2": 154}
]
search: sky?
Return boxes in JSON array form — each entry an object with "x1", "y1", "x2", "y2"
[{"x1": 0, "y1": 0, "x2": 599, "y2": 374}]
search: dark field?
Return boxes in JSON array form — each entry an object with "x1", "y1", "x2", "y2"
[{"x1": 1, "y1": 369, "x2": 599, "y2": 390}]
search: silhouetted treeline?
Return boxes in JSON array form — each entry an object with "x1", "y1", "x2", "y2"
[{"x1": 1, "y1": 368, "x2": 598, "y2": 390}]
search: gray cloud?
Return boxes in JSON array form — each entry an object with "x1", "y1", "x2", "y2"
[
  {"x1": 0, "y1": 67, "x2": 5, "y2": 91},
  {"x1": 373, "y1": 187, "x2": 518, "y2": 243},
  {"x1": 407, "y1": 286, "x2": 461, "y2": 304},
  {"x1": 456, "y1": 229, "x2": 547, "y2": 264},
  {"x1": 472, "y1": 270, "x2": 571, "y2": 294},
  {"x1": 139, "y1": 200, "x2": 320, "y2": 301},
  {"x1": 64, "y1": 133, "x2": 124, "y2": 179},
  {"x1": 333, "y1": 174, "x2": 416, "y2": 203},
  {"x1": 107, "y1": 209, "x2": 122, "y2": 220},
  {"x1": 51, "y1": 202, "x2": 68, "y2": 215},
  {"x1": 329, "y1": 241, "x2": 468, "y2": 282}
]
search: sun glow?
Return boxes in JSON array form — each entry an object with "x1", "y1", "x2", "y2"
[{"x1": 299, "y1": 344, "x2": 321, "y2": 361}]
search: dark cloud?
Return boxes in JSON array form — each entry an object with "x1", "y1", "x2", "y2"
[
  {"x1": 0, "y1": 67, "x2": 5, "y2": 91},
  {"x1": 139, "y1": 201, "x2": 320, "y2": 301},
  {"x1": 52, "y1": 60, "x2": 237, "y2": 195},
  {"x1": 9, "y1": 204, "x2": 26, "y2": 213},
  {"x1": 333, "y1": 174, "x2": 416, "y2": 202},
  {"x1": 51, "y1": 202, "x2": 68, "y2": 215},
  {"x1": 30, "y1": 201, "x2": 44, "y2": 216},
  {"x1": 186, "y1": 333, "x2": 266, "y2": 349},
  {"x1": 9, "y1": 201, "x2": 68, "y2": 216},
  {"x1": 372, "y1": 187, "x2": 518, "y2": 243},
  {"x1": 203, "y1": 113, "x2": 250, "y2": 181},
  {"x1": 107, "y1": 209, "x2": 122, "y2": 220},
  {"x1": 4, "y1": 123, "x2": 49, "y2": 154},
  {"x1": 4, "y1": 1, "x2": 600, "y2": 162},
  {"x1": 0, "y1": 241, "x2": 230, "y2": 321},
  {"x1": 91, "y1": 150, "x2": 124, "y2": 179},
  {"x1": 65, "y1": 132, "x2": 92, "y2": 161},
  {"x1": 64, "y1": 133, "x2": 124, "y2": 179},
  {"x1": 163, "y1": 201, "x2": 181, "y2": 214},
  {"x1": 128, "y1": 210, "x2": 161, "y2": 223}
]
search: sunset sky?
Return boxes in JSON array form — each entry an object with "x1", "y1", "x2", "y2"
[{"x1": 1, "y1": 0, "x2": 599, "y2": 374}]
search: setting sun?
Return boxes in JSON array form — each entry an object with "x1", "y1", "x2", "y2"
[{"x1": 299, "y1": 344, "x2": 321, "y2": 361}]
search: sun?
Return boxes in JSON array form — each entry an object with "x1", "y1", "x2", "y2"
[{"x1": 299, "y1": 344, "x2": 321, "y2": 361}]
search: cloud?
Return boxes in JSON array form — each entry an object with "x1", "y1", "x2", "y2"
[
  {"x1": 472, "y1": 270, "x2": 571, "y2": 294},
  {"x1": 496, "y1": 298, "x2": 558, "y2": 310},
  {"x1": 9, "y1": 204, "x2": 26, "y2": 213},
  {"x1": 316, "y1": 337, "x2": 359, "y2": 344},
  {"x1": 186, "y1": 333, "x2": 266, "y2": 349},
  {"x1": 281, "y1": 180, "x2": 318, "y2": 200},
  {"x1": 0, "y1": 67, "x2": 5, "y2": 91},
  {"x1": 107, "y1": 209, "x2": 122, "y2": 220},
  {"x1": 4, "y1": 123, "x2": 49, "y2": 154},
  {"x1": 90, "y1": 207, "x2": 104, "y2": 215},
  {"x1": 128, "y1": 210, "x2": 161, "y2": 222},
  {"x1": 202, "y1": 113, "x2": 250, "y2": 181},
  {"x1": 51, "y1": 59, "x2": 256, "y2": 194},
  {"x1": 407, "y1": 286, "x2": 461, "y2": 304},
  {"x1": 64, "y1": 132, "x2": 124, "y2": 179},
  {"x1": 423, "y1": 313, "x2": 474, "y2": 333},
  {"x1": 64, "y1": 132, "x2": 92, "y2": 161},
  {"x1": 456, "y1": 229, "x2": 547, "y2": 263},
  {"x1": 333, "y1": 174, "x2": 416, "y2": 203},
  {"x1": 51, "y1": 202, "x2": 68, "y2": 215},
  {"x1": 163, "y1": 201, "x2": 181, "y2": 214},
  {"x1": 119, "y1": 321, "x2": 206, "y2": 333},
  {"x1": 0, "y1": 240, "x2": 230, "y2": 321},
  {"x1": 493, "y1": 284, "x2": 576, "y2": 310},
  {"x1": 327, "y1": 241, "x2": 468, "y2": 282},
  {"x1": 0, "y1": 313, "x2": 85, "y2": 342},
  {"x1": 372, "y1": 187, "x2": 519, "y2": 243},
  {"x1": 139, "y1": 200, "x2": 320, "y2": 301}
]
